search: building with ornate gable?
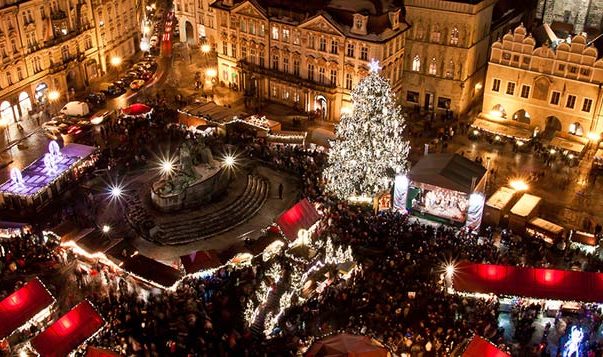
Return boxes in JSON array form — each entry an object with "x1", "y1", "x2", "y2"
[
  {"x1": 482, "y1": 24, "x2": 603, "y2": 140},
  {"x1": 209, "y1": 0, "x2": 409, "y2": 121}
]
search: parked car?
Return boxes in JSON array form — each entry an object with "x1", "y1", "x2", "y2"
[
  {"x1": 139, "y1": 71, "x2": 154, "y2": 81},
  {"x1": 60, "y1": 101, "x2": 90, "y2": 117},
  {"x1": 113, "y1": 80, "x2": 129, "y2": 89},
  {"x1": 103, "y1": 85, "x2": 126, "y2": 97},
  {"x1": 130, "y1": 79, "x2": 146, "y2": 91},
  {"x1": 85, "y1": 92, "x2": 106, "y2": 106}
]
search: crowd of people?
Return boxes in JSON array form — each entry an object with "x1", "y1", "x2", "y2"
[{"x1": 0, "y1": 231, "x2": 61, "y2": 284}]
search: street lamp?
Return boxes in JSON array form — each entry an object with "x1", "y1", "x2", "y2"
[
  {"x1": 206, "y1": 68, "x2": 217, "y2": 78},
  {"x1": 223, "y1": 154, "x2": 236, "y2": 168},
  {"x1": 110, "y1": 56, "x2": 122, "y2": 67},
  {"x1": 48, "y1": 90, "x2": 60, "y2": 101},
  {"x1": 509, "y1": 179, "x2": 528, "y2": 191},
  {"x1": 201, "y1": 44, "x2": 211, "y2": 54},
  {"x1": 160, "y1": 159, "x2": 174, "y2": 175},
  {"x1": 102, "y1": 225, "x2": 111, "y2": 233},
  {"x1": 140, "y1": 38, "x2": 150, "y2": 52}
]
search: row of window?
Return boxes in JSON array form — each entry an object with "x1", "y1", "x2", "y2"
[
  {"x1": 491, "y1": 78, "x2": 594, "y2": 112},
  {"x1": 414, "y1": 26, "x2": 460, "y2": 46},
  {"x1": 411, "y1": 55, "x2": 455, "y2": 79},
  {"x1": 270, "y1": 85, "x2": 302, "y2": 103},
  {"x1": 500, "y1": 52, "x2": 592, "y2": 77},
  {"x1": 406, "y1": 90, "x2": 452, "y2": 109}
]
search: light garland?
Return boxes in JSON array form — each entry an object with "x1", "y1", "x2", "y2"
[
  {"x1": 266, "y1": 263, "x2": 282, "y2": 284},
  {"x1": 323, "y1": 61, "x2": 410, "y2": 200}
]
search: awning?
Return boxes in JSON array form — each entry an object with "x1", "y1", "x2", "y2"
[
  {"x1": 452, "y1": 261, "x2": 603, "y2": 302},
  {"x1": 120, "y1": 103, "x2": 153, "y2": 118},
  {"x1": 548, "y1": 137, "x2": 586, "y2": 154},
  {"x1": 471, "y1": 117, "x2": 532, "y2": 140},
  {"x1": 462, "y1": 335, "x2": 509, "y2": 357},
  {"x1": 305, "y1": 333, "x2": 389, "y2": 357},
  {"x1": 31, "y1": 300, "x2": 105, "y2": 356},
  {"x1": 0, "y1": 278, "x2": 55, "y2": 339},
  {"x1": 509, "y1": 193, "x2": 541, "y2": 217},
  {"x1": 122, "y1": 254, "x2": 183, "y2": 288},
  {"x1": 180, "y1": 250, "x2": 222, "y2": 274},
  {"x1": 276, "y1": 198, "x2": 321, "y2": 241}
]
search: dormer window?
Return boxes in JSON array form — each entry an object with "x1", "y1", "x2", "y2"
[
  {"x1": 355, "y1": 18, "x2": 362, "y2": 29},
  {"x1": 388, "y1": 9, "x2": 401, "y2": 30},
  {"x1": 351, "y1": 14, "x2": 367, "y2": 35}
]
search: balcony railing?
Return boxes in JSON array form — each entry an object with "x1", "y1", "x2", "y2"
[{"x1": 238, "y1": 60, "x2": 337, "y2": 93}]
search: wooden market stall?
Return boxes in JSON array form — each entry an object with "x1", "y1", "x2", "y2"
[
  {"x1": 483, "y1": 187, "x2": 519, "y2": 227},
  {"x1": 526, "y1": 217, "x2": 565, "y2": 245},
  {"x1": 508, "y1": 193, "x2": 542, "y2": 234}
]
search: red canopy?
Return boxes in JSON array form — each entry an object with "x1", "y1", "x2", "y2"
[
  {"x1": 121, "y1": 103, "x2": 153, "y2": 117},
  {"x1": 180, "y1": 250, "x2": 222, "y2": 274},
  {"x1": 277, "y1": 198, "x2": 321, "y2": 241},
  {"x1": 305, "y1": 334, "x2": 389, "y2": 357},
  {"x1": 453, "y1": 261, "x2": 603, "y2": 302},
  {"x1": 462, "y1": 335, "x2": 509, "y2": 357},
  {"x1": 31, "y1": 300, "x2": 105, "y2": 357},
  {"x1": 0, "y1": 278, "x2": 55, "y2": 339}
]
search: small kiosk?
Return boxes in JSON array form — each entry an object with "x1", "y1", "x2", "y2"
[
  {"x1": 526, "y1": 217, "x2": 565, "y2": 245},
  {"x1": 483, "y1": 187, "x2": 518, "y2": 227},
  {"x1": 508, "y1": 193, "x2": 542, "y2": 234}
]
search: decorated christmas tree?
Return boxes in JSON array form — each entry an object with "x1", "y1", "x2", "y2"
[{"x1": 324, "y1": 59, "x2": 409, "y2": 200}]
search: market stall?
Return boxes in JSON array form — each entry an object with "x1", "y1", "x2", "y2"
[
  {"x1": 180, "y1": 250, "x2": 222, "y2": 274},
  {"x1": 508, "y1": 193, "x2": 542, "y2": 234},
  {"x1": 526, "y1": 217, "x2": 565, "y2": 245},
  {"x1": 276, "y1": 198, "x2": 321, "y2": 242},
  {"x1": 548, "y1": 137, "x2": 586, "y2": 158},
  {"x1": 406, "y1": 153, "x2": 486, "y2": 227},
  {"x1": 460, "y1": 335, "x2": 509, "y2": 357},
  {"x1": 0, "y1": 278, "x2": 55, "y2": 339},
  {"x1": 31, "y1": 300, "x2": 105, "y2": 356},
  {"x1": 483, "y1": 187, "x2": 519, "y2": 227},
  {"x1": 569, "y1": 230, "x2": 598, "y2": 247},
  {"x1": 0, "y1": 142, "x2": 98, "y2": 213},
  {"x1": 266, "y1": 131, "x2": 307, "y2": 146},
  {"x1": 122, "y1": 253, "x2": 183, "y2": 289},
  {"x1": 0, "y1": 221, "x2": 31, "y2": 238},
  {"x1": 120, "y1": 103, "x2": 153, "y2": 120},
  {"x1": 470, "y1": 117, "x2": 532, "y2": 142}
]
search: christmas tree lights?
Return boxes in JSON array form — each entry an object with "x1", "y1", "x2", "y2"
[{"x1": 324, "y1": 59, "x2": 410, "y2": 200}]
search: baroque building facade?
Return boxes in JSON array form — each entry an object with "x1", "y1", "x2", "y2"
[
  {"x1": 400, "y1": 0, "x2": 498, "y2": 116},
  {"x1": 483, "y1": 25, "x2": 603, "y2": 141},
  {"x1": 0, "y1": 0, "x2": 142, "y2": 125},
  {"x1": 210, "y1": 0, "x2": 408, "y2": 121}
]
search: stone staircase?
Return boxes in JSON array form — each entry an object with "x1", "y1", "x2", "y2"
[{"x1": 154, "y1": 174, "x2": 270, "y2": 244}]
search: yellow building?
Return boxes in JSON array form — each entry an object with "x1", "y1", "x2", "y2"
[
  {"x1": 210, "y1": 0, "x2": 409, "y2": 121},
  {"x1": 483, "y1": 24, "x2": 603, "y2": 141},
  {"x1": 0, "y1": 0, "x2": 142, "y2": 125},
  {"x1": 400, "y1": 0, "x2": 498, "y2": 116}
]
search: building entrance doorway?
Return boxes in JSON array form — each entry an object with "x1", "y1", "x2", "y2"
[
  {"x1": 315, "y1": 95, "x2": 327, "y2": 120},
  {"x1": 424, "y1": 93, "x2": 433, "y2": 111}
]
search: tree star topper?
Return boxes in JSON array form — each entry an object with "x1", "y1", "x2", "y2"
[{"x1": 368, "y1": 59, "x2": 381, "y2": 73}]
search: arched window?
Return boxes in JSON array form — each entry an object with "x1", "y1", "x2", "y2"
[
  {"x1": 0, "y1": 100, "x2": 15, "y2": 123},
  {"x1": 445, "y1": 60, "x2": 454, "y2": 78},
  {"x1": 428, "y1": 58, "x2": 437, "y2": 75},
  {"x1": 450, "y1": 27, "x2": 459, "y2": 45},
  {"x1": 431, "y1": 25, "x2": 441, "y2": 43},
  {"x1": 412, "y1": 55, "x2": 421, "y2": 72},
  {"x1": 569, "y1": 122, "x2": 584, "y2": 136},
  {"x1": 61, "y1": 46, "x2": 70, "y2": 61}
]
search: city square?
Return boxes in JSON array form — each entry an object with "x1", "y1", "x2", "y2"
[{"x1": 0, "y1": 0, "x2": 603, "y2": 356}]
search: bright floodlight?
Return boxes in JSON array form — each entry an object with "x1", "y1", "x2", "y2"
[
  {"x1": 509, "y1": 179, "x2": 528, "y2": 191},
  {"x1": 445, "y1": 265, "x2": 455, "y2": 277},
  {"x1": 588, "y1": 132, "x2": 601, "y2": 141},
  {"x1": 160, "y1": 159, "x2": 174, "y2": 174},
  {"x1": 102, "y1": 225, "x2": 111, "y2": 233},
  {"x1": 110, "y1": 56, "x2": 122, "y2": 67},
  {"x1": 48, "y1": 90, "x2": 60, "y2": 101},
  {"x1": 206, "y1": 68, "x2": 217, "y2": 77},
  {"x1": 224, "y1": 155, "x2": 236, "y2": 167},
  {"x1": 201, "y1": 44, "x2": 211, "y2": 53},
  {"x1": 110, "y1": 185, "x2": 123, "y2": 198}
]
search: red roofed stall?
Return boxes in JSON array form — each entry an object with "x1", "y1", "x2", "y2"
[
  {"x1": 462, "y1": 335, "x2": 509, "y2": 357},
  {"x1": 31, "y1": 300, "x2": 105, "y2": 357},
  {"x1": 120, "y1": 103, "x2": 153, "y2": 119},
  {"x1": 453, "y1": 262, "x2": 603, "y2": 302},
  {"x1": 0, "y1": 278, "x2": 55, "y2": 339},
  {"x1": 276, "y1": 198, "x2": 321, "y2": 241},
  {"x1": 180, "y1": 250, "x2": 222, "y2": 274}
]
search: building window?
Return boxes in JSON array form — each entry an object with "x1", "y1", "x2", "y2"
[
  {"x1": 506, "y1": 82, "x2": 515, "y2": 95},
  {"x1": 249, "y1": 21, "x2": 255, "y2": 35},
  {"x1": 293, "y1": 31, "x2": 300, "y2": 45},
  {"x1": 319, "y1": 67, "x2": 325, "y2": 83},
  {"x1": 220, "y1": 15, "x2": 227, "y2": 27},
  {"x1": 240, "y1": 19, "x2": 246, "y2": 32},
  {"x1": 502, "y1": 52, "x2": 511, "y2": 60},
  {"x1": 558, "y1": 64, "x2": 565, "y2": 71},
  {"x1": 550, "y1": 91, "x2": 560, "y2": 105},
  {"x1": 569, "y1": 122, "x2": 584, "y2": 136},
  {"x1": 250, "y1": 48, "x2": 256, "y2": 64},
  {"x1": 355, "y1": 17, "x2": 363, "y2": 30},
  {"x1": 431, "y1": 29, "x2": 440, "y2": 43},
  {"x1": 406, "y1": 91, "x2": 419, "y2": 103},
  {"x1": 6, "y1": 72, "x2": 12, "y2": 85},
  {"x1": 259, "y1": 50, "x2": 265, "y2": 67},
  {"x1": 412, "y1": 55, "x2": 420, "y2": 71},
  {"x1": 568, "y1": 66, "x2": 577, "y2": 74},
  {"x1": 520, "y1": 85, "x2": 530, "y2": 98},
  {"x1": 492, "y1": 78, "x2": 501, "y2": 92},
  {"x1": 283, "y1": 90, "x2": 289, "y2": 100},
  {"x1": 523, "y1": 57, "x2": 531, "y2": 65},
  {"x1": 293, "y1": 92, "x2": 300, "y2": 103},
  {"x1": 580, "y1": 68, "x2": 590, "y2": 76},
  {"x1": 512, "y1": 55, "x2": 519, "y2": 62},
  {"x1": 345, "y1": 73, "x2": 352, "y2": 90},
  {"x1": 272, "y1": 55, "x2": 279, "y2": 70},
  {"x1": 437, "y1": 97, "x2": 451, "y2": 109},
  {"x1": 308, "y1": 64, "x2": 314, "y2": 81},
  {"x1": 293, "y1": 59, "x2": 300, "y2": 76},
  {"x1": 319, "y1": 38, "x2": 326, "y2": 51},
  {"x1": 428, "y1": 58, "x2": 437, "y2": 75},
  {"x1": 582, "y1": 98, "x2": 593, "y2": 112},
  {"x1": 308, "y1": 34, "x2": 315, "y2": 49},
  {"x1": 283, "y1": 57, "x2": 289, "y2": 73},
  {"x1": 259, "y1": 24, "x2": 265, "y2": 36},
  {"x1": 272, "y1": 85, "x2": 277, "y2": 97},
  {"x1": 445, "y1": 61, "x2": 454, "y2": 79},
  {"x1": 272, "y1": 26, "x2": 279, "y2": 40},
  {"x1": 450, "y1": 27, "x2": 459, "y2": 45},
  {"x1": 330, "y1": 40, "x2": 338, "y2": 54},
  {"x1": 231, "y1": 43, "x2": 236, "y2": 57},
  {"x1": 61, "y1": 46, "x2": 70, "y2": 61},
  {"x1": 566, "y1": 94, "x2": 576, "y2": 109},
  {"x1": 360, "y1": 46, "x2": 368, "y2": 61},
  {"x1": 17, "y1": 67, "x2": 23, "y2": 81},
  {"x1": 330, "y1": 69, "x2": 336, "y2": 86},
  {"x1": 222, "y1": 41, "x2": 228, "y2": 55},
  {"x1": 282, "y1": 28, "x2": 289, "y2": 42},
  {"x1": 346, "y1": 43, "x2": 354, "y2": 57},
  {"x1": 241, "y1": 45, "x2": 247, "y2": 60}
]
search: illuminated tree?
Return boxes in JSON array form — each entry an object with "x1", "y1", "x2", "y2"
[{"x1": 324, "y1": 60, "x2": 409, "y2": 200}]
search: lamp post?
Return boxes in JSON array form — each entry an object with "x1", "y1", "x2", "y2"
[
  {"x1": 47, "y1": 90, "x2": 60, "y2": 117},
  {"x1": 110, "y1": 56, "x2": 122, "y2": 74}
]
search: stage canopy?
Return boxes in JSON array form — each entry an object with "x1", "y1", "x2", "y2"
[
  {"x1": 120, "y1": 103, "x2": 153, "y2": 118},
  {"x1": 180, "y1": 250, "x2": 222, "y2": 274},
  {"x1": 453, "y1": 261, "x2": 603, "y2": 302},
  {"x1": 462, "y1": 335, "x2": 509, "y2": 357},
  {"x1": 122, "y1": 254, "x2": 183, "y2": 288},
  {"x1": 0, "y1": 278, "x2": 55, "y2": 339},
  {"x1": 276, "y1": 198, "x2": 321, "y2": 241},
  {"x1": 305, "y1": 333, "x2": 389, "y2": 357},
  {"x1": 31, "y1": 300, "x2": 104, "y2": 356},
  {"x1": 408, "y1": 154, "x2": 486, "y2": 194}
]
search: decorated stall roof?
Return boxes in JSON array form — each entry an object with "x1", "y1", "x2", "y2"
[
  {"x1": 120, "y1": 103, "x2": 153, "y2": 118},
  {"x1": 462, "y1": 335, "x2": 509, "y2": 357},
  {"x1": 0, "y1": 143, "x2": 96, "y2": 197},
  {"x1": 276, "y1": 198, "x2": 321, "y2": 241},
  {"x1": 122, "y1": 254, "x2": 183, "y2": 288},
  {"x1": 549, "y1": 137, "x2": 586, "y2": 155},
  {"x1": 179, "y1": 101, "x2": 247, "y2": 126},
  {"x1": 408, "y1": 153, "x2": 486, "y2": 194},
  {"x1": 31, "y1": 300, "x2": 104, "y2": 357},
  {"x1": 0, "y1": 278, "x2": 55, "y2": 339},
  {"x1": 509, "y1": 193, "x2": 541, "y2": 217},
  {"x1": 471, "y1": 117, "x2": 532, "y2": 140},
  {"x1": 180, "y1": 250, "x2": 222, "y2": 274},
  {"x1": 452, "y1": 261, "x2": 603, "y2": 302}
]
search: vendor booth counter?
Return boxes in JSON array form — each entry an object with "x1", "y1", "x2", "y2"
[
  {"x1": 483, "y1": 187, "x2": 519, "y2": 227},
  {"x1": 508, "y1": 193, "x2": 542, "y2": 234}
]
